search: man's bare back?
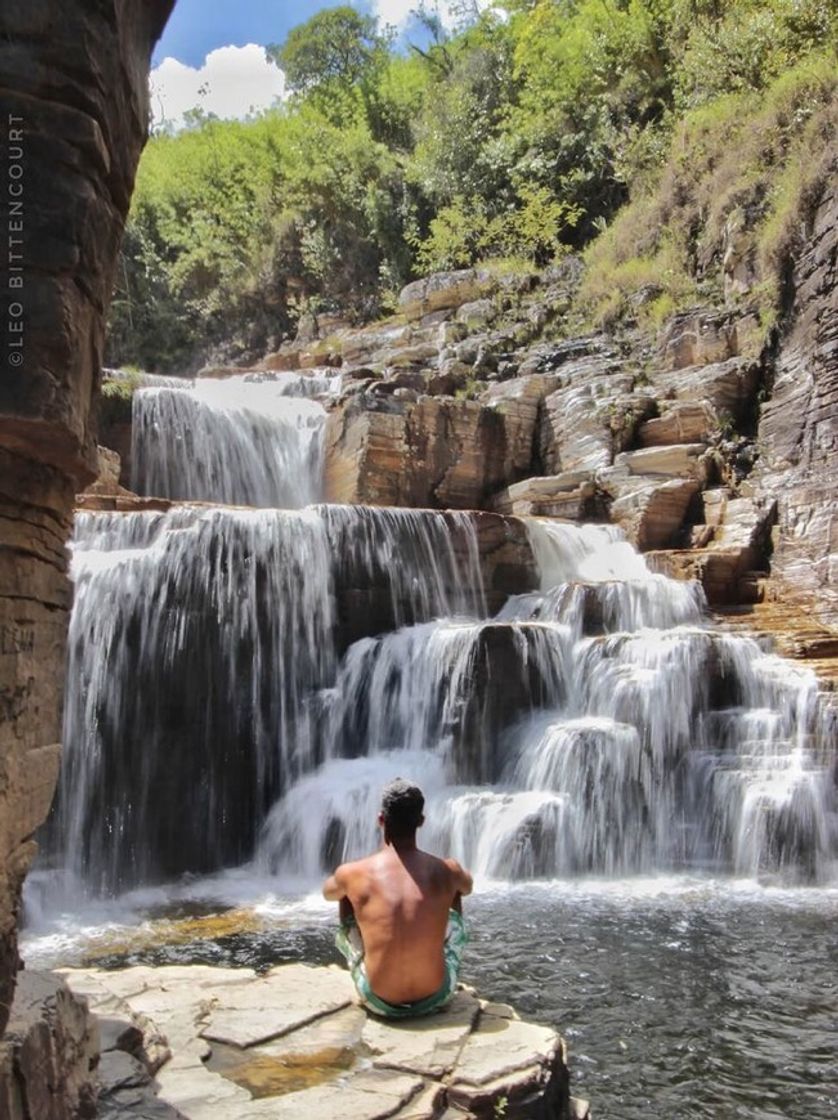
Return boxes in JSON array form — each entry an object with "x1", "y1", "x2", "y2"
[{"x1": 323, "y1": 780, "x2": 473, "y2": 1006}]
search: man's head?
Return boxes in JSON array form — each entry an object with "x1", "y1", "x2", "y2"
[{"x1": 379, "y1": 778, "x2": 425, "y2": 841}]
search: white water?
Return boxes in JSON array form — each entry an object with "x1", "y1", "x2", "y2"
[
  {"x1": 50, "y1": 504, "x2": 487, "y2": 896},
  {"x1": 256, "y1": 518, "x2": 836, "y2": 884},
  {"x1": 46, "y1": 491, "x2": 837, "y2": 900},
  {"x1": 131, "y1": 373, "x2": 338, "y2": 507}
]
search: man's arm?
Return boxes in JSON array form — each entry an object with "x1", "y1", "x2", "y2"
[
  {"x1": 322, "y1": 865, "x2": 348, "y2": 902},
  {"x1": 445, "y1": 858, "x2": 474, "y2": 898}
]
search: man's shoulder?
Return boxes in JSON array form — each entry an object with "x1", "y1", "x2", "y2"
[
  {"x1": 420, "y1": 850, "x2": 462, "y2": 877},
  {"x1": 334, "y1": 853, "x2": 377, "y2": 881}
]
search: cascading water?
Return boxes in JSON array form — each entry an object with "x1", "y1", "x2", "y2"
[
  {"x1": 50, "y1": 504, "x2": 487, "y2": 895},
  {"x1": 51, "y1": 495, "x2": 837, "y2": 897},
  {"x1": 257, "y1": 519, "x2": 836, "y2": 885},
  {"x1": 33, "y1": 431, "x2": 838, "y2": 1120},
  {"x1": 131, "y1": 373, "x2": 338, "y2": 507},
  {"x1": 55, "y1": 506, "x2": 336, "y2": 893}
]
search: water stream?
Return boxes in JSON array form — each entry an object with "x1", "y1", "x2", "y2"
[
  {"x1": 28, "y1": 372, "x2": 838, "y2": 1118},
  {"x1": 131, "y1": 372, "x2": 338, "y2": 507}
]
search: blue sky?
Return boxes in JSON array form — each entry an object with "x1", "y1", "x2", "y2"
[
  {"x1": 150, "y1": 0, "x2": 438, "y2": 127},
  {"x1": 152, "y1": 1, "x2": 342, "y2": 69}
]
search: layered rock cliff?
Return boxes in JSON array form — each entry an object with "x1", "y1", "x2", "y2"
[
  {"x1": 0, "y1": 0, "x2": 173, "y2": 1043},
  {"x1": 754, "y1": 174, "x2": 838, "y2": 623},
  {"x1": 94, "y1": 166, "x2": 838, "y2": 675}
]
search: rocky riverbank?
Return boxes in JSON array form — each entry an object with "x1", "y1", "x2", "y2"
[{"x1": 2, "y1": 963, "x2": 585, "y2": 1120}]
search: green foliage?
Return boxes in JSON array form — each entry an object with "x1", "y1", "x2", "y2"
[
  {"x1": 578, "y1": 50, "x2": 837, "y2": 330},
  {"x1": 99, "y1": 373, "x2": 144, "y2": 426},
  {"x1": 413, "y1": 184, "x2": 580, "y2": 273},
  {"x1": 108, "y1": 1, "x2": 836, "y2": 370},
  {"x1": 267, "y1": 6, "x2": 390, "y2": 127},
  {"x1": 676, "y1": 0, "x2": 838, "y2": 107}
]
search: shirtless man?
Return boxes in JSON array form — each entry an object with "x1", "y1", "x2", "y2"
[{"x1": 323, "y1": 779, "x2": 473, "y2": 1018}]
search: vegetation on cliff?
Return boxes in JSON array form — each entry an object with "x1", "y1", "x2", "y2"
[{"x1": 109, "y1": 0, "x2": 837, "y2": 371}]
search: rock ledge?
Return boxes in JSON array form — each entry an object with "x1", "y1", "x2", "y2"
[{"x1": 59, "y1": 963, "x2": 579, "y2": 1120}]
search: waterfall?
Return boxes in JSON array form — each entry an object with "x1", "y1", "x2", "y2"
[
  {"x1": 256, "y1": 519, "x2": 835, "y2": 884},
  {"x1": 53, "y1": 389, "x2": 837, "y2": 894},
  {"x1": 54, "y1": 504, "x2": 487, "y2": 894},
  {"x1": 131, "y1": 374, "x2": 335, "y2": 507},
  {"x1": 57, "y1": 507, "x2": 336, "y2": 893}
]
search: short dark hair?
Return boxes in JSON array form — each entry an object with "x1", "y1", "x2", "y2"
[{"x1": 380, "y1": 779, "x2": 424, "y2": 836}]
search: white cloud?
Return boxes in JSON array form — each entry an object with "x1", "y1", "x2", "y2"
[
  {"x1": 371, "y1": 0, "x2": 490, "y2": 32},
  {"x1": 372, "y1": 0, "x2": 418, "y2": 28},
  {"x1": 150, "y1": 44, "x2": 285, "y2": 131}
]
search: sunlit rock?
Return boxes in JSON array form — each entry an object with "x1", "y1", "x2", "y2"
[{"x1": 58, "y1": 964, "x2": 570, "y2": 1120}]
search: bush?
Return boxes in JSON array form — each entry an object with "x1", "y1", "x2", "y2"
[{"x1": 577, "y1": 54, "x2": 837, "y2": 330}]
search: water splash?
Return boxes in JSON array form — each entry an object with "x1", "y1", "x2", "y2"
[{"x1": 257, "y1": 520, "x2": 834, "y2": 885}]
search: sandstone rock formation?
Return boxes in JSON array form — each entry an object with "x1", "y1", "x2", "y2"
[
  {"x1": 753, "y1": 174, "x2": 838, "y2": 625},
  {"x1": 398, "y1": 269, "x2": 497, "y2": 322},
  {"x1": 0, "y1": 970, "x2": 99, "y2": 1120},
  {"x1": 58, "y1": 963, "x2": 575, "y2": 1120},
  {"x1": 324, "y1": 391, "x2": 537, "y2": 511},
  {"x1": 0, "y1": 0, "x2": 173, "y2": 1044}
]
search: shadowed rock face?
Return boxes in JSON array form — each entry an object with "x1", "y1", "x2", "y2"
[
  {"x1": 0, "y1": 0, "x2": 173, "y2": 1038},
  {"x1": 755, "y1": 175, "x2": 838, "y2": 625}
]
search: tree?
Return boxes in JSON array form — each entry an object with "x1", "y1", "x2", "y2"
[{"x1": 267, "y1": 6, "x2": 387, "y2": 97}]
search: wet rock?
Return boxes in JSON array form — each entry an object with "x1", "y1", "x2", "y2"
[
  {"x1": 455, "y1": 622, "x2": 569, "y2": 783},
  {"x1": 60, "y1": 964, "x2": 571, "y2": 1120},
  {"x1": 649, "y1": 493, "x2": 776, "y2": 604},
  {"x1": 329, "y1": 508, "x2": 537, "y2": 647}
]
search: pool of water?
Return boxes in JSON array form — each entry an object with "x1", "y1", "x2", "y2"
[{"x1": 22, "y1": 874, "x2": 838, "y2": 1120}]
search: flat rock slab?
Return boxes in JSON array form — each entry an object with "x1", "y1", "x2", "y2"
[
  {"x1": 363, "y1": 990, "x2": 481, "y2": 1078},
  {"x1": 202, "y1": 964, "x2": 354, "y2": 1047},
  {"x1": 62, "y1": 963, "x2": 571, "y2": 1120},
  {"x1": 451, "y1": 1013, "x2": 559, "y2": 1087},
  {"x1": 262, "y1": 1069, "x2": 425, "y2": 1120}
]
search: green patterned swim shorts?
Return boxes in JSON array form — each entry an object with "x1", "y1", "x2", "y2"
[{"x1": 335, "y1": 909, "x2": 468, "y2": 1019}]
